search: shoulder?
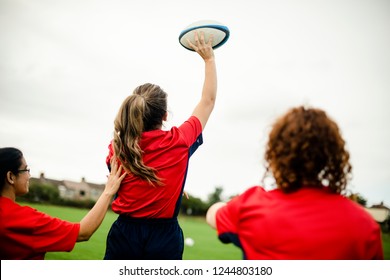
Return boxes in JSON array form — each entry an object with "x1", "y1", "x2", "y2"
[
  {"x1": 0, "y1": 198, "x2": 52, "y2": 231},
  {"x1": 222, "y1": 186, "x2": 268, "y2": 209},
  {"x1": 170, "y1": 116, "x2": 203, "y2": 146},
  {"x1": 0, "y1": 197, "x2": 34, "y2": 214},
  {"x1": 239, "y1": 185, "x2": 268, "y2": 201},
  {"x1": 341, "y1": 197, "x2": 379, "y2": 222},
  {"x1": 177, "y1": 116, "x2": 202, "y2": 131}
]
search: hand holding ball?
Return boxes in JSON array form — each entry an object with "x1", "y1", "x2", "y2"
[{"x1": 179, "y1": 20, "x2": 230, "y2": 51}]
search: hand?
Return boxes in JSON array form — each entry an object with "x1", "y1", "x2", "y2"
[
  {"x1": 105, "y1": 156, "x2": 126, "y2": 196},
  {"x1": 187, "y1": 31, "x2": 215, "y2": 62}
]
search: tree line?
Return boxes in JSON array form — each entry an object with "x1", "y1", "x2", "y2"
[{"x1": 18, "y1": 182, "x2": 368, "y2": 216}]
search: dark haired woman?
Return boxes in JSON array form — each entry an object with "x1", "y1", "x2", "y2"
[
  {"x1": 103, "y1": 32, "x2": 217, "y2": 260},
  {"x1": 206, "y1": 106, "x2": 383, "y2": 260},
  {"x1": 0, "y1": 147, "x2": 125, "y2": 260}
]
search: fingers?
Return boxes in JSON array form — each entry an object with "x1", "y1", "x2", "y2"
[
  {"x1": 186, "y1": 38, "x2": 196, "y2": 51},
  {"x1": 108, "y1": 155, "x2": 125, "y2": 180},
  {"x1": 191, "y1": 30, "x2": 203, "y2": 47},
  {"x1": 197, "y1": 31, "x2": 204, "y2": 44},
  {"x1": 118, "y1": 167, "x2": 126, "y2": 182},
  {"x1": 111, "y1": 161, "x2": 124, "y2": 178},
  {"x1": 208, "y1": 34, "x2": 214, "y2": 47},
  {"x1": 110, "y1": 155, "x2": 117, "y2": 168},
  {"x1": 186, "y1": 31, "x2": 213, "y2": 52}
]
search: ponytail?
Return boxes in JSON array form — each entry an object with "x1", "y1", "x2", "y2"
[{"x1": 113, "y1": 83, "x2": 167, "y2": 185}]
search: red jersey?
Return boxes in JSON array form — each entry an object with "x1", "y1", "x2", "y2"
[
  {"x1": 106, "y1": 116, "x2": 203, "y2": 218},
  {"x1": 216, "y1": 186, "x2": 383, "y2": 260},
  {"x1": 0, "y1": 197, "x2": 79, "y2": 260}
]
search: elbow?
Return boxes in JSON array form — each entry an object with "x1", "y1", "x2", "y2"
[
  {"x1": 204, "y1": 98, "x2": 216, "y2": 112},
  {"x1": 77, "y1": 229, "x2": 93, "y2": 242},
  {"x1": 77, "y1": 234, "x2": 91, "y2": 242},
  {"x1": 206, "y1": 202, "x2": 226, "y2": 229},
  {"x1": 209, "y1": 96, "x2": 216, "y2": 106},
  {"x1": 206, "y1": 206, "x2": 217, "y2": 228},
  {"x1": 206, "y1": 211, "x2": 216, "y2": 229}
]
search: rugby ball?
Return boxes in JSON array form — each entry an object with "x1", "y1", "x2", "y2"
[{"x1": 179, "y1": 20, "x2": 230, "y2": 51}]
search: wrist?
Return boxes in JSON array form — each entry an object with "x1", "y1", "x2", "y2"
[
  {"x1": 102, "y1": 190, "x2": 115, "y2": 198},
  {"x1": 204, "y1": 57, "x2": 215, "y2": 63}
]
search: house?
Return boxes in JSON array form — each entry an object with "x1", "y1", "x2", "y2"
[
  {"x1": 365, "y1": 202, "x2": 390, "y2": 232},
  {"x1": 30, "y1": 173, "x2": 105, "y2": 202}
]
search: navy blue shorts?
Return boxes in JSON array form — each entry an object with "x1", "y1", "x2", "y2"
[{"x1": 104, "y1": 215, "x2": 184, "y2": 260}]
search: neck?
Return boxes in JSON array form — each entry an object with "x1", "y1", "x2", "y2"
[
  {"x1": 302, "y1": 180, "x2": 321, "y2": 186},
  {"x1": 1, "y1": 186, "x2": 16, "y2": 201}
]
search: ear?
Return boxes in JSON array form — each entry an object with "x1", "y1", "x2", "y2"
[
  {"x1": 163, "y1": 112, "x2": 168, "y2": 121},
  {"x1": 6, "y1": 171, "x2": 15, "y2": 185}
]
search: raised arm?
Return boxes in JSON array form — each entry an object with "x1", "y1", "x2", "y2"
[
  {"x1": 187, "y1": 31, "x2": 217, "y2": 130},
  {"x1": 77, "y1": 158, "x2": 126, "y2": 241}
]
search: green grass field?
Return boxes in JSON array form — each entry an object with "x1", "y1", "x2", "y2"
[
  {"x1": 20, "y1": 202, "x2": 241, "y2": 260},
  {"x1": 20, "y1": 202, "x2": 390, "y2": 260}
]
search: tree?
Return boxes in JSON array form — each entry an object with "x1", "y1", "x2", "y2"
[
  {"x1": 180, "y1": 186, "x2": 226, "y2": 216},
  {"x1": 180, "y1": 194, "x2": 208, "y2": 216},
  {"x1": 207, "y1": 186, "x2": 224, "y2": 207},
  {"x1": 348, "y1": 192, "x2": 367, "y2": 207},
  {"x1": 22, "y1": 182, "x2": 60, "y2": 204}
]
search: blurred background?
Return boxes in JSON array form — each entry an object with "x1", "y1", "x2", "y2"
[{"x1": 1, "y1": 0, "x2": 389, "y2": 206}]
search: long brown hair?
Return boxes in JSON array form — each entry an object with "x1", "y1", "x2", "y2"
[
  {"x1": 113, "y1": 83, "x2": 167, "y2": 185},
  {"x1": 264, "y1": 106, "x2": 352, "y2": 193}
]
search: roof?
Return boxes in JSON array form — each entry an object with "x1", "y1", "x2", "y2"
[
  {"x1": 61, "y1": 180, "x2": 90, "y2": 191},
  {"x1": 370, "y1": 202, "x2": 390, "y2": 210},
  {"x1": 30, "y1": 173, "x2": 104, "y2": 191}
]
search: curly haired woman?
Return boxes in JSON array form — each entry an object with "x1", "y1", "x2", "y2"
[{"x1": 206, "y1": 106, "x2": 383, "y2": 259}]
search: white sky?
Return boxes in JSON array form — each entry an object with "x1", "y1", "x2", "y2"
[{"x1": 1, "y1": 0, "x2": 389, "y2": 206}]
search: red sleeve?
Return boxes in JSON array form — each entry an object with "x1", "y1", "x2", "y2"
[
  {"x1": 1, "y1": 202, "x2": 79, "y2": 259},
  {"x1": 216, "y1": 186, "x2": 264, "y2": 244},
  {"x1": 178, "y1": 116, "x2": 203, "y2": 147},
  {"x1": 31, "y1": 210, "x2": 80, "y2": 253},
  {"x1": 364, "y1": 217, "x2": 384, "y2": 259},
  {"x1": 216, "y1": 195, "x2": 241, "y2": 237}
]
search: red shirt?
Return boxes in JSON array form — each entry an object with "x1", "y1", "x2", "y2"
[
  {"x1": 216, "y1": 186, "x2": 384, "y2": 260},
  {"x1": 0, "y1": 197, "x2": 79, "y2": 260},
  {"x1": 106, "y1": 116, "x2": 203, "y2": 218}
]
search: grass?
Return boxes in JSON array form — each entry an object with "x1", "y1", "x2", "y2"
[
  {"x1": 382, "y1": 232, "x2": 390, "y2": 259},
  {"x1": 20, "y1": 202, "x2": 241, "y2": 260},
  {"x1": 180, "y1": 215, "x2": 242, "y2": 260},
  {"x1": 19, "y1": 202, "x2": 390, "y2": 260}
]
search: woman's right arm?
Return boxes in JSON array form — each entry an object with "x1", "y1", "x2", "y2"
[
  {"x1": 77, "y1": 158, "x2": 125, "y2": 241},
  {"x1": 206, "y1": 201, "x2": 226, "y2": 229},
  {"x1": 188, "y1": 31, "x2": 217, "y2": 130}
]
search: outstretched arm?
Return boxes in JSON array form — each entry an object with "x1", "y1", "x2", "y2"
[
  {"x1": 188, "y1": 31, "x2": 217, "y2": 130},
  {"x1": 77, "y1": 158, "x2": 126, "y2": 241},
  {"x1": 206, "y1": 201, "x2": 226, "y2": 229}
]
